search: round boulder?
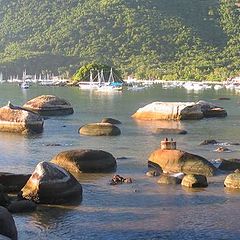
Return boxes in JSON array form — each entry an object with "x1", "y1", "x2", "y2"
[
  {"x1": 79, "y1": 123, "x2": 121, "y2": 136},
  {"x1": 20, "y1": 161, "x2": 82, "y2": 204},
  {"x1": 0, "y1": 206, "x2": 17, "y2": 240},
  {"x1": 0, "y1": 102, "x2": 44, "y2": 134},
  {"x1": 181, "y1": 174, "x2": 208, "y2": 188},
  {"x1": 101, "y1": 118, "x2": 121, "y2": 124},
  {"x1": 224, "y1": 172, "x2": 240, "y2": 189},
  {"x1": 148, "y1": 149, "x2": 216, "y2": 176},
  {"x1": 23, "y1": 95, "x2": 74, "y2": 116},
  {"x1": 51, "y1": 149, "x2": 117, "y2": 174}
]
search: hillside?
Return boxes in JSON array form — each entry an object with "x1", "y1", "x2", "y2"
[{"x1": 0, "y1": 0, "x2": 239, "y2": 81}]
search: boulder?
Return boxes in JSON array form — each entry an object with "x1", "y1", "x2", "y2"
[
  {"x1": 101, "y1": 118, "x2": 122, "y2": 124},
  {"x1": 132, "y1": 101, "x2": 227, "y2": 120},
  {"x1": 146, "y1": 169, "x2": 161, "y2": 177},
  {"x1": 51, "y1": 149, "x2": 116, "y2": 174},
  {"x1": 0, "y1": 189, "x2": 9, "y2": 207},
  {"x1": 79, "y1": 123, "x2": 121, "y2": 136},
  {"x1": 148, "y1": 149, "x2": 216, "y2": 176},
  {"x1": 20, "y1": 161, "x2": 82, "y2": 204},
  {"x1": 7, "y1": 200, "x2": 37, "y2": 213},
  {"x1": 155, "y1": 128, "x2": 187, "y2": 135},
  {"x1": 219, "y1": 159, "x2": 240, "y2": 171},
  {"x1": 23, "y1": 95, "x2": 74, "y2": 116},
  {"x1": 0, "y1": 102, "x2": 44, "y2": 134},
  {"x1": 157, "y1": 174, "x2": 182, "y2": 185},
  {"x1": 224, "y1": 172, "x2": 240, "y2": 189},
  {"x1": 181, "y1": 174, "x2": 208, "y2": 188},
  {"x1": 0, "y1": 206, "x2": 17, "y2": 240},
  {"x1": 0, "y1": 173, "x2": 31, "y2": 193}
]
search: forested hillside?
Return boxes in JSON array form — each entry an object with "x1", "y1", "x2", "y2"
[{"x1": 0, "y1": 0, "x2": 239, "y2": 81}]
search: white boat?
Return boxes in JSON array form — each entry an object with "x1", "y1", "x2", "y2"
[
  {"x1": 79, "y1": 70, "x2": 99, "y2": 90},
  {"x1": 20, "y1": 82, "x2": 30, "y2": 89},
  {"x1": 96, "y1": 68, "x2": 123, "y2": 92}
]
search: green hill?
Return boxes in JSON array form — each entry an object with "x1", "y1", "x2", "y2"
[{"x1": 0, "y1": 0, "x2": 239, "y2": 81}]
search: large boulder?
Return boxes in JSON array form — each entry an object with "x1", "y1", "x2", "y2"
[
  {"x1": 148, "y1": 149, "x2": 216, "y2": 176},
  {"x1": 157, "y1": 174, "x2": 182, "y2": 185},
  {"x1": 0, "y1": 207, "x2": 17, "y2": 240},
  {"x1": 51, "y1": 149, "x2": 117, "y2": 174},
  {"x1": 23, "y1": 95, "x2": 74, "y2": 116},
  {"x1": 132, "y1": 101, "x2": 227, "y2": 120},
  {"x1": 181, "y1": 174, "x2": 208, "y2": 188},
  {"x1": 20, "y1": 161, "x2": 82, "y2": 204},
  {"x1": 0, "y1": 173, "x2": 31, "y2": 193},
  {"x1": 79, "y1": 123, "x2": 121, "y2": 136},
  {"x1": 219, "y1": 159, "x2": 240, "y2": 171},
  {"x1": 224, "y1": 172, "x2": 240, "y2": 189},
  {"x1": 0, "y1": 102, "x2": 44, "y2": 134}
]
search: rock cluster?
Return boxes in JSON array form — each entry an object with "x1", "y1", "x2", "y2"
[{"x1": 132, "y1": 100, "x2": 227, "y2": 120}]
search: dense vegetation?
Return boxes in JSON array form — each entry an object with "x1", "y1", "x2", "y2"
[{"x1": 0, "y1": 0, "x2": 239, "y2": 81}]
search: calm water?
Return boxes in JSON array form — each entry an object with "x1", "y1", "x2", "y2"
[{"x1": 0, "y1": 84, "x2": 240, "y2": 240}]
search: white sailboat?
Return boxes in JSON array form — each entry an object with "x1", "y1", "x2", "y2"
[{"x1": 79, "y1": 69, "x2": 99, "y2": 90}]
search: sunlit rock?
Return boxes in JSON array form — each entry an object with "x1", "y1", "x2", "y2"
[
  {"x1": 51, "y1": 149, "x2": 117, "y2": 174},
  {"x1": 0, "y1": 102, "x2": 43, "y2": 134},
  {"x1": 181, "y1": 174, "x2": 208, "y2": 188},
  {"x1": 23, "y1": 95, "x2": 74, "y2": 116},
  {"x1": 224, "y1": 172, "x2": 240, "y2": 189},
  {"x1": 20, "y1": 161, "x2": 82, "y2": 204},
  {"x1": 132, "y1": 101, "x2": 227, "y2": 120}
]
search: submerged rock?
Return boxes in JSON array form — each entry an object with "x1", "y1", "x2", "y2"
[
  {"x1": 154, "y1": 128, "x2": 187, "y2": 135},
  {"x1": 0, "y1": 102, "x2": 44, "y2": 134},
  {"x1": 20, "y1": 161, "x2": 82, "y2": 204},
  {"x1": 200, "y1": 139, "x2": 218, "y2": 145},
  {"x1": 181, "y1": 174, "x2": 208, "y2": 188},
  {"x1": 101, "y1": 118, "x2": 122, "y2": 124},
  {"x1": 0, "y1": 206, "x2": 17, "y2": 240},
  {"x1": 224, "y1": 172, "x2": 240, "y2": 189},
  {"x1": 219, "y1": 159, "x2": 240, "y2": 171},
  {"x1": 110, "y1": 175, "x2": 132, "y2": 185},
  {"x1": 148, "y1": 149, "x2": 216, "y2": 176},
  {"x1": 23, "y1": 95, "x2": 74, "y2": 116},
  {"x1": 79, "y1": 123, "x2": 121, "y2": 136},
  {"x1": 51, "y1": 149, "x2": 117, "y2": 174},
  {"x1": 132, "y1": 101, "x2": 227, "y2": 120}
]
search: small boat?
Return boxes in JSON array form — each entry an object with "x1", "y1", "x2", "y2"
[
  {"x1": 20, "y1": 82, "x2": 30, "y2": 89},
  {"x1": 79, "y1": 70, "x2": 99, "y2": 90}
]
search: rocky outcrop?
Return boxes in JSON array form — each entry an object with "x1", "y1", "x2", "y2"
[
  {"x1": 79, "y1": 123, "x2": 121, "y2": 136},
  {"x1": 181, "y1": 174, "x2": 208, "y2": 188},
  {"x1": 0, "y1": 102, "x2": 44, "y2": 134},
  {"x1": 20, "y1": 161, "x2": 82, "y2": 204},
  {"x1": 51, "y1": 149, "x2": 117, "y2": 174},
  {"x1": 132, "y1": 101, "x2": 227, "y2": 120},
  {"x1": 224, "y1": 172, "x2": 240, "y2": 189},
  {"x1": 0, "y1": 173, "x2": 31, "y2": 193},
  {"x1": 0, "y1": 206, "x2": 17, "y2": 240},
  {"x1": 219, "y1": 159, "x2": 240, "y2": 171},
  {"x1": 148, "y1": 149, "x2": 216, "y2": 176},
  {"x1": 101, "y1": 118, "x2": 122, "y2": 124},
  {"x1": 23, "y1": 95, "x2": 74, "y2": 116}
]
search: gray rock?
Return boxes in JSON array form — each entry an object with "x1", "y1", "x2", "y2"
[{"x1": 181, "y1": 174, "x2": 208, "y2": 188}]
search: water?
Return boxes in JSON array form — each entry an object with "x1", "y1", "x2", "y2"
[{"x1": 0, "y1": 84, "x2": 240, "y2": 239}]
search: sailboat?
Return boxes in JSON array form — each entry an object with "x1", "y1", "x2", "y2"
[
  {"x1": 96, "y1": 68, "x2": 123, "y2": 92},
  {"x1": 79, "y1": 69, "x2": 99, "y2": 90}
]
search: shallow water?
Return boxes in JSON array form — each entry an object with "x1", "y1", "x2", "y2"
[{"x1": 0, "y1": 84, "x2": 240, "y2": 239}]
